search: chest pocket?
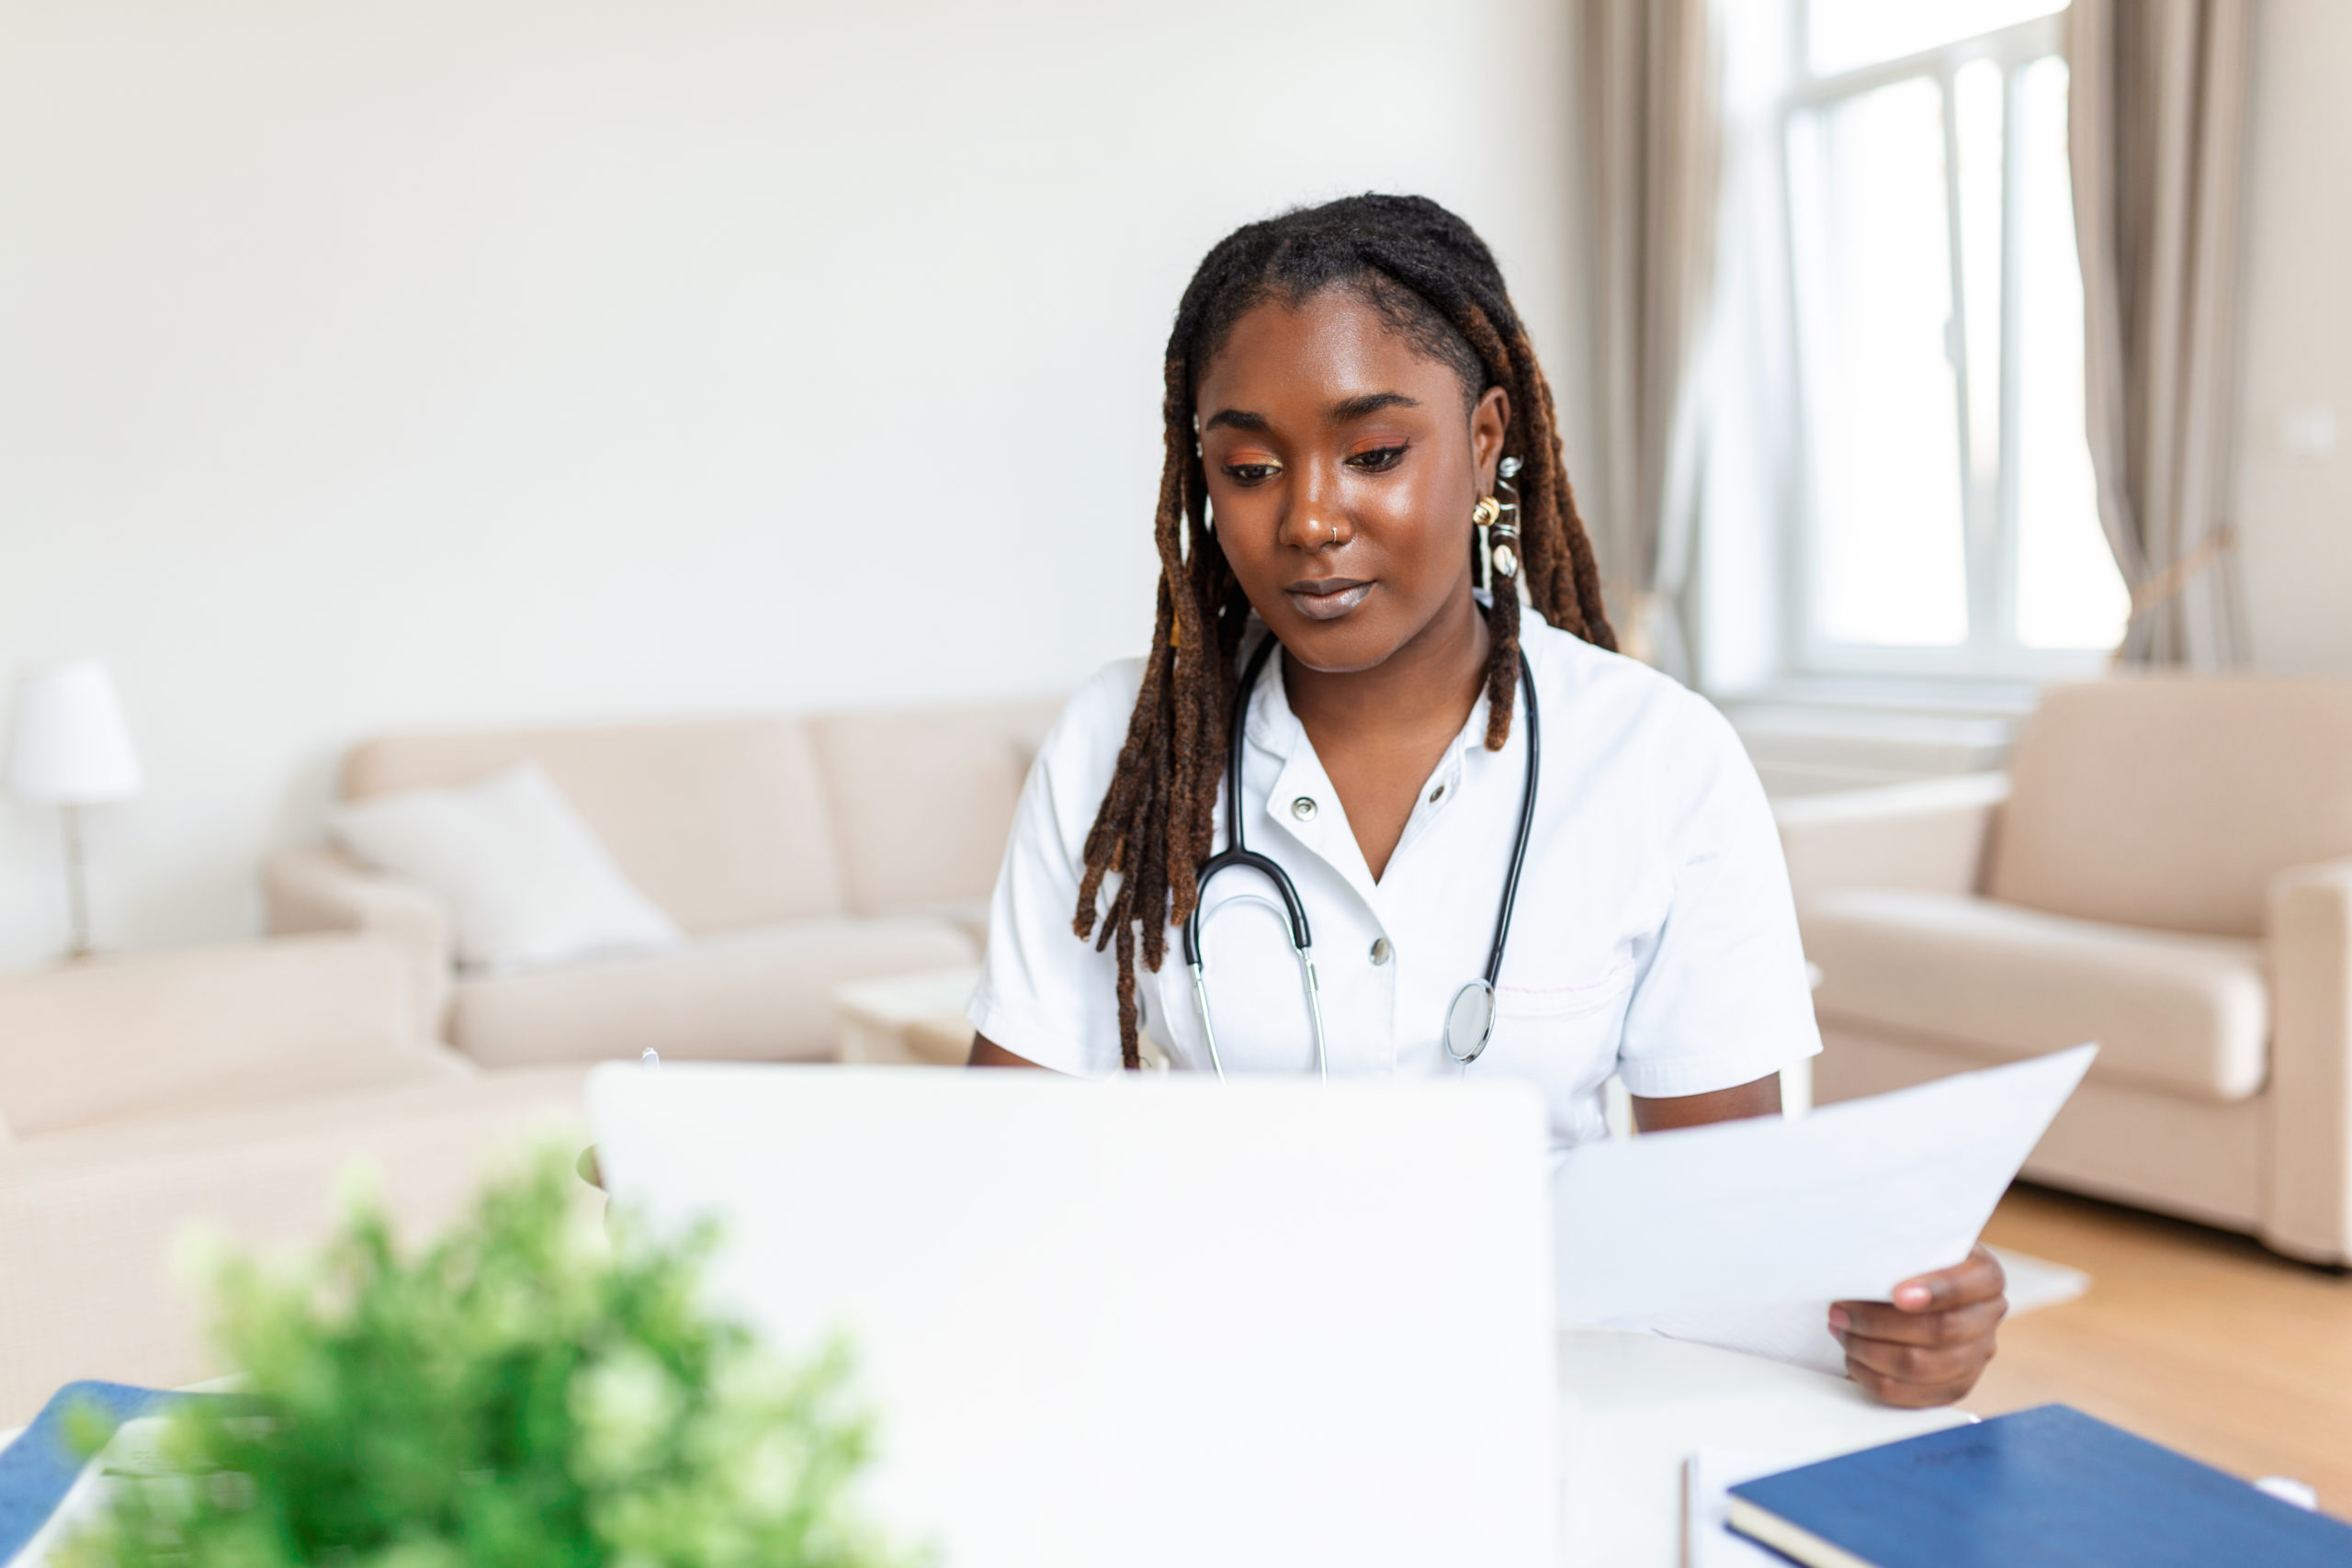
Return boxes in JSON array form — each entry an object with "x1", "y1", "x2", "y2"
[{"x1": 1481, "y1": 963, "x2": 1637, "y2": 1095}]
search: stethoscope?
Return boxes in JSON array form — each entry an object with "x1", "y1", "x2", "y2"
[{"x1": 1180, "y1": 630, "x2": 1541, "y2": 1080}]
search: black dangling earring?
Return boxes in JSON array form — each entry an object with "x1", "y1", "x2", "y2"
[
  {"x1": 1475, "y1": 457, "x2": 1522, "y2": 592},
  {"x1": 1486, "y1": 463, "x2": 1523, "y2": 585}
]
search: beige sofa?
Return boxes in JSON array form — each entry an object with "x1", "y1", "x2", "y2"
[
  {"x1": 1779, "y1": 678, "x2": 2352, "y2": 1264},
  {"x1": 265, "y1": 701, "x2": 1061, "y2": 1068},
  {"x1": 0, "y1": 934, "x2": 588, "y2": 1425}
]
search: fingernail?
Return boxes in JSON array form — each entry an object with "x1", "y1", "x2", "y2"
[
  {"x1": 1896, "y1": 1284, "x2": 1931, "y2": 1309},
  {"x1": 1826, "y1": 1306, "x2": 1849, "y2": 1331}
]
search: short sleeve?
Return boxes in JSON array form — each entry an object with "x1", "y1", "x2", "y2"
[
  {"x1": 1612, "y1": 688, "x2": 1821, "y2": 1100},
  {"x1": 965, "y1": 662, "x2": 1142, "y2": 1076}
]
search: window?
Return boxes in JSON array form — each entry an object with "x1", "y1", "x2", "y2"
[{"x1": 1782, "y1": 0, "x2": 2128, "y2": 675}]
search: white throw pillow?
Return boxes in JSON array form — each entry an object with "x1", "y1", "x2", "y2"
[{"x1": 329, "y1": 762, "x2": 684, "y2": 974}]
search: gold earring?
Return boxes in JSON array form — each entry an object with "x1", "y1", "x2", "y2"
[{"x1": 1472, "y1": 495, "x2": 1502, "y2": 530}]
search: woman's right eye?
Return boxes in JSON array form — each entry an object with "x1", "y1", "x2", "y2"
[{"x1": 1223, "y1": 463, "x2": 1280, "y2": 485}]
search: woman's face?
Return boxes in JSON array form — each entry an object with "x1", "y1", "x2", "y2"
[{"x1": 1193, "y1": 287, "x2": 1510, "y2": 674}]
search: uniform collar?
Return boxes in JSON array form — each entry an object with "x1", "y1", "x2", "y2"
[
  {"x1": 1238, "y1": 631, "x2": 1523, "y2": 901},
  {"x1": 1240, "y1": 632, "x2": 1305, "y2": 759}
]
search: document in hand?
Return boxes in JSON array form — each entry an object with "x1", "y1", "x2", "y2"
[{"x1": 1554, "y1": 1045, "x2": 2095, "y2": 1325}]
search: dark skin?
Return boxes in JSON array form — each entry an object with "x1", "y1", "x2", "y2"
[{"x1": 972, "y1": 288, "x2": 2005, "y2": 1407}]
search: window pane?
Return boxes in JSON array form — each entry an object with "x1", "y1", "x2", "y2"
[
  {"x1": 1954, "y1": 58, "x2": 2004, "y2": 491},
  {"x1": 1808, "y1": 0, "x2": 2067, "y2": 76},
  {"x1": 1790, "y1": 77, "x2": 1968, "y2": 647},
  {"x1": 2011, "y1": 55, "x2": 2130, "y2": 650}
]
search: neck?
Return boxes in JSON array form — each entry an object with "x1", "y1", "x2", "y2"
[{"x1": 1281, "y1": 588, "x2": 1492, "y2": 743}]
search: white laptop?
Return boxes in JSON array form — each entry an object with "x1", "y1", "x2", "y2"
[{"x1": 589, "y1": 1065, "x2": 1558, "y2": 1568}]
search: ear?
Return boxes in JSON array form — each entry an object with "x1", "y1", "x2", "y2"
[{"x1": 1471, "y1": 385, "x2": 1511, "y2": 492}]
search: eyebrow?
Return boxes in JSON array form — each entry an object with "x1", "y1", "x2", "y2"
[
  {"x1": 1201, "y1": 390, "x2": 1420, "y2": 434},
  {"x1": 1329, "y1": 390, "x2": 1419, "y2": 422}
]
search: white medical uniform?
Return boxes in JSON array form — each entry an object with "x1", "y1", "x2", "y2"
[{"x1": 969, "y1": 616, "x2": 1821, "y2": 1156}]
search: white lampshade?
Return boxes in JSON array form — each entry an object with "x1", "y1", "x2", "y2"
[{"x1": 7, "y1": 660, "x2": 144, "y2": 805}]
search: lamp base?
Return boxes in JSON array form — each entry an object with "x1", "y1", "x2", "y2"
[{"x1": 60, "y1": 801, "x2": 95, "y2": 964}]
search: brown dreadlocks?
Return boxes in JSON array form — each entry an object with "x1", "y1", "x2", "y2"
[{"x1": 1073, "y1": 194, "x2": 1614, "y2": 1067}]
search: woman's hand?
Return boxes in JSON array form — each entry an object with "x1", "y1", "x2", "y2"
[{"x1": 1831, "y1": 1243, "x2": 2007, "y2": 1407}]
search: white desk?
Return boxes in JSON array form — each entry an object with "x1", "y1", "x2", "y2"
[
  {"x1": 1559, "y1": 1330, "x2": 1969, "y2": 1566},
  {"x1": 9, "y1": 1338, "x2": 1961, "y2": 1567}
]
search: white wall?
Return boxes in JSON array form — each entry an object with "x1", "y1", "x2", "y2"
[
  {"x1": 0, "y1": 0, "x2": 1587, "y2": 971},
  {"x1": 2233, "y1": 0, "x2": 2352, "y2": 672}
]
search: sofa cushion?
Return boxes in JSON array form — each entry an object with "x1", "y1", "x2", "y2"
[
  {"x1": 1804, "y1": 889, "x2": 2268, "y2": 1102},
  {"x1": 449, "y1": 917, "x2": 981, "y2": 1068},
  {"x1": 806, "y1": 698, "x2": 1064, "y2": 918},
  {"x1": 0, "y1": 936, "x2": 460, "y2": 1140},
  {"x1": 1989, "y1": 678, "x2": 2352, "y2": 937},
  {"x1": 330, "y1": 762, "x2": 684, "y2": 973},
  {"x1": 344, "y1": 718, "x2": 846, "y2": 936}
]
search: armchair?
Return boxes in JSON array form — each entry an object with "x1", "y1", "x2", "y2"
[{"x1": 1777, "y1": 679, "x2": 2352, "y2": 1264}]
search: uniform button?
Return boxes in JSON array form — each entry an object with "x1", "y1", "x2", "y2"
[
  {"x1": 1291, "y1": 795, "x2": 1317, "y2": 821},
  {"x1": 1370, "y1": 937, "x2": 1392, "y2": 965},
  {"x1": 1429, "y1": 784, "x2": 1446, "y2": 803}
]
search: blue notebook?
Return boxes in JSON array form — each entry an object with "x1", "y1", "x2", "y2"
[
  {"x1": 1726, "y1": 1404, "x2": 2352, "y2": 1567},
  {"x1": 0, "y1": 1382, "x2": 189, "y2": 1566}
]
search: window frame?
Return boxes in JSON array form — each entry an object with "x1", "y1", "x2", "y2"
[{"x1": 1778, "y1": 5, "x2": 2114, "y2": 681}]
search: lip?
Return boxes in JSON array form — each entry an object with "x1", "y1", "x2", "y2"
[{"x1": 1284, "y1": 577, "x2": 1374, "y2": 621}]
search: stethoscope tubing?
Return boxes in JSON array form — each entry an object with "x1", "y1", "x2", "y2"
[
  {"x1": 1485, "y1": 641, "x2": 1541, "y2": 991},
  {"x1": 1182, "y1": 628, "x2": 1539, "y2": 1077}
]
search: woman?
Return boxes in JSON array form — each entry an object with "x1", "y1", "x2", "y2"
[{"x1": 967, "y1": 194, "x2": 2003, "y2": 1407}]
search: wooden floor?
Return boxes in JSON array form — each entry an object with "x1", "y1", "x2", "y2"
[{"x1": 1975, "y1": 1183, "x2": 2352, "y2": 1511}]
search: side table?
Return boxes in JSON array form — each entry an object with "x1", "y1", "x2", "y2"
[
  {"x1": 832, "y1": 967, "x2": 1171, "y2": 1069},
  {"x1": 835, "y1": 966, "x2": 984, "y2": 1066}
]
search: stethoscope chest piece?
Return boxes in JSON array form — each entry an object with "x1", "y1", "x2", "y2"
[{"x1": 1444, "y1": 978, "x2": 1498, "y2": 1065}]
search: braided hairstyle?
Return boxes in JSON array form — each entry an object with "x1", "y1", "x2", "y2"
[{"x1": 1074, "y1": 193, "x2": 1614, "y2": 1067}]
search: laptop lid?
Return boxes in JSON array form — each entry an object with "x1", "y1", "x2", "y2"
[{"x1": 589, "y1": 1065, "x2": 1557, "y2": 1568}]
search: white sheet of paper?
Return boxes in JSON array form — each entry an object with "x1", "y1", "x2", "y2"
[
  {"x1": 1637, "y1": 1299, "x2": 1851, "y2": 1377},
  {"x1": 1684, "y1": 1449, "x2": 1813, "y2": 1568},
  {"x1": 1555, "y1": 1045, "x2": 2096, "y2": 1325}
]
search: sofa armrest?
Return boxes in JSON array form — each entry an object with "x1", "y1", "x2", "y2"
[
  {"x1": 0, "y1": 1066, "x2": 588, "y2": 1424},
  {"x1": 263, "y1": 849, "x2": 452, "y2": 1038},
  {"x1": 1772, "y1": 773, "x2": 2009, "y2": 907},
  {"x1": 2264, "y1": 855, "x2": 2352, "y2": 1262}
]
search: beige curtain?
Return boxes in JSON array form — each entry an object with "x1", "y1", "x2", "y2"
[
  {"x1": 2070, "y1": 0, "x2": 2254, "y2": 666},
  {"x1": 1582, "y1": 0, "x2": 1718, "y2": 676}
]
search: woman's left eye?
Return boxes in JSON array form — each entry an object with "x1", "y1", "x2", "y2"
[{"x1": 1347, "y1": 445, "x2": 1408, "y2": 472}]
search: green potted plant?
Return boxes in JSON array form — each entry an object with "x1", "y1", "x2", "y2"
[{"x1": 58, "y1": 1148, "x2": 920, "y2": 1568}]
